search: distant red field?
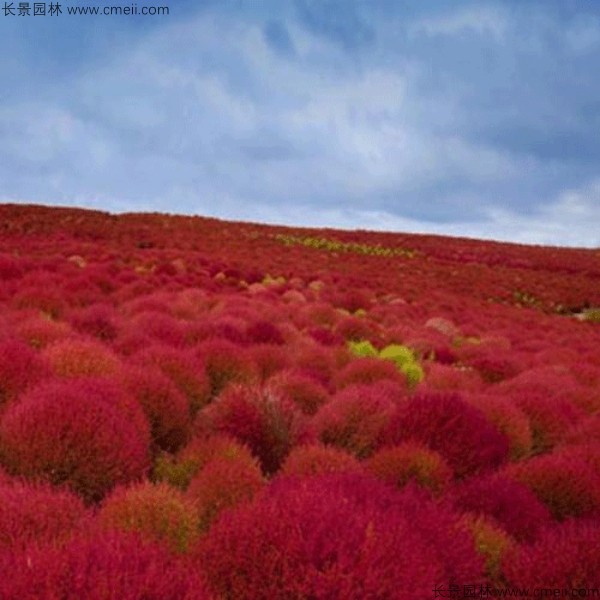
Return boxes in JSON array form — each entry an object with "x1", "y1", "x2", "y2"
[{"x1": 0, "y1": 203, "x2": 598, "y2": 598}]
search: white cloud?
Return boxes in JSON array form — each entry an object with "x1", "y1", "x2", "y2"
[{"x1": 409, "y1": 5, "x2": 509, "y2": 40}]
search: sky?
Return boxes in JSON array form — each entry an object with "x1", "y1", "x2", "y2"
[{"x1": 1, "y1": 0, "x2": 599, "y2": 247}]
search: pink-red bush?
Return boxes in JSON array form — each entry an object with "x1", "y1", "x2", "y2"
[
  {"x1": 121, "y1": 365, "x2": 191, "y2": 452},
  {"x1": 504, "y1": 451, "x2": 600, "y2": 520},
  {"x1": 43, "y1": 337, "x2": 122, "y2": 378},
  {"x1": 196, "y1": 339, "x2": 258, "y2": 398},
  {"x1": 98, "y1": 481, "x2": 200, "y2": 553},
  {"x1": 198, "y1": 474, "x2": 483, "y2": 600},
  {"x1": 279, "y1": 443, "x2": 363, "y2": 478},
  {"x1": 0, "y1": 480, "x2": 88, "y2": 550},
  {"x1": 0, "y1": 531, "x2": 212, "y2": 600},
  {"x1": 0, "y1": 339, "x2": 48, "y2": 408},
  {"x1": 266, "y1": 369, "x2": 329, "y2": 415},
  {"x1": 449, "y1": 474, "x2": 552, "y2": 542},
  {"x1": 134, "y1": 345, "x2": 210, "y2": 413},
  {"x1": 365, "y1": 442, "x2": 452, "y2": 495},
  {"x1": 313, "y1": 383, "x2": 399, "y2": 458},
  {"x1": 187, "y1": 455, "x2": 264, "y2": 532},
  {"x1": 0, "y1": 379, "x2": 150, "y2": 502},
  {"x1": 385, "y1": 393, "x2": 509, "y2": 477},
  {"x1": 198, "y1": 384, "x2": 310, "y2": 474},
  {"x1": 333, "y1": 357, "x2": 406, "y2": 391},
  {"x1": 503, "y1": 519, "x2": 600, "y2": 588},
  {"x1": 153, "y1": 434, "x2": 257, "y2": 490}
]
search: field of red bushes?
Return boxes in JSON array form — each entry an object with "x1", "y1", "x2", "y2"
[{"x1": 0, "y1": 203, "x2": 599, "y2": 599}]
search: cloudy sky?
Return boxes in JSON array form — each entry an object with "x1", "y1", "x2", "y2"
[{"x1": 1, "y1": 0, "x2": 599, "y2": 247}]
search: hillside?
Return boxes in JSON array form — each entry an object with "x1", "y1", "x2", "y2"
[{"x1": 0, "y1": 203, "x2": 599, "y2": 597}]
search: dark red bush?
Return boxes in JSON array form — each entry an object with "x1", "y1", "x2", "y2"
[
  {"x1": 0, "y1": 339, "x2": 49, "y2": 408},
  {"x1": 98, "y1": 481, "x2": 200, "y2": 553},
  {"x1": 449, "y1": 474, "x2": 552, "y2": 541},
  {"x1": 266, "y1": 369, "x2": 330, "y2": 415},
  {"x1": 279, "y1": 443, "x2": 364, "y2": 478},
  {"x1": 0, "y1": 531, "x2": 212, "y2": 599},
  {"x1": 198, "y1": 384, "x2": 310, "y2": 474},
  {"x1": 198, "y1": 474, "x2": 483, "y2": 599},
  {"x1": 504, "y1": 451, "x2": 600, "y2": 520},
  {"x1": 0, "y1": 480, "x2": 88, "y2": 550},
  {"x1": 385, "y1": 393, "x2": 509, "y2": 477},
  {"x1": 195, "y1": 339, "x2": 258, "y2": 398},
  {"x1": 187, "y1": 455, "x2": 264, "y2": 532},
  {"x1": 0, "y1": 379, "x2": 150, "y2": 502},
  {"x1": 503, "y1": 519, "x2": 600, "y2": 588},
  {"x1": 121, "y1": 365, "x2": 192, "y2": 452},
  {"x1": 313, "y1": 383, "x2": 400, "y2": 458}
]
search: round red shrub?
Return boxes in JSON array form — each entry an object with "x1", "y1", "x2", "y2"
[
  {"x1": 466, "y1": 393, "x2": 533, "y2": 460},
  {"x1": 504, "y1": 451, "x2": 600, "y2": 520},
  {"x1": 503, "y1": 519, "x2": 600, "y2": 588},
  {"x1": 198, "y1": 474, "x2": 483, "y2": 600},
  {"x1": 0, "y1": 530, "x2": 212, "y2": 600},
  {"x1": 385, "y1": 393, "x2": 509, "y2": 478},
  {"x1": 512, "y1": 390, "x2": 585, "y2": 453},
  {"x1": 247, "y1": 343, "x2": 289, "y2": 382},
  {"x1": 196, "y1": 339, "x2": 258, "y2": 398},
  {"x1": 198, "y1": 384, "x2": 310, "y2": 474},
  {"x1": 129, "y1": 311, "x2": 187, "y2": 347},
  {"x1": 69, "y1": 303, "x2": 119, "y2": 341},
  {"x1": 365, "y1": 442, "x2": 452, "y2": 495},
  {"x1": 421, "y1": 362, "x2": 484, "y2": 393},
  {"x1": 266, "y1": 369, "x2": 330, "y2": 415},
  {"x1": 0, "y1": 339, "x2": 49, "y2": 408},
  {"x1": 187, "y1": 455, "x2": 264, "y2": 532},
  {"x1": 279, "y1": 443, "x2": 363, "y2": 478},
  {"x1": 121, "y1": 365, "x2": 192, "y2": 452},
  {"x1": 0, "y1": 379, "x2": 150, "y2": 502},
  {"x1": 15, "y1": 314, "x2": 74, "y2": 349},
  {"x1": 98, "y1": 481, "x2": 200, "y2": 553},
  {"x1": 449, "y1": 474, "x2": 552, "y2": 542},
  {"x1": 333, "y1": 315, "x2": 378, "y2": 342},
  {"x1": 245, "y1": 320, "x2": 285, "y2": 345},
  {"x1": 0, "y1": 480, "x2": 88, "y2": 550},
  {"x1": 313, "y1": 383, "x2": 400, "y2": 458},
  {"x1": 333, "y1": 357, "x2": 406, "y2": 391},
  {"x1": 43, "y1": 338, "x2": 122, "y2": 378},
  {"x1": 134, "y1": 345, "x2": 210, "y2": 413},
  {"x1": 153, "y1": 434, "x2": 257, "y2": 490}
]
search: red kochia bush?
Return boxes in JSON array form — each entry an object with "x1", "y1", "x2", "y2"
[
  {"x1": 245, "y1": 320, "x2": 285, "y2": 345},
  {"x1": 198, "y1": 474, "x2": 483, "y2": 600},
  {"x1": 365, "y1": 442, "x2": 452, "y2": 495},
  {"x1": 503, "y1": 519, "x2": 600, "y2": 588},
  {"x1": 266, "y1": 369, "x2": 330, "y2": 415},
  {"x1": 15, "y1": 314, "x2": 73, "y2": 349},
  {"x1": 121, "y1": 365, "x2": 192, "y2": 452},
  {"x1": 0, "y1": 339, "x2": 48, "y2": 408},
  {"x1": 313, "y1": 383, "x2": 400, "y2": 458},
  {"x1": 0, "y1": 531, "x2": 212, "y2": 600},
  {"x1": 43, "y1": 337, "x2": 122, "y2": 378},
  {"x1": 153, "y1": 434, "x2": 258, "y2": 490},
  {"x1": 98, "y1": 481, "x2": 200, "y2": 553},
  {"x1": 449, "y1": 474, "x2": 552, "y2": 542},
  {"x1": 504, "y1": 451, "x2": 600, "y2": 520},
  {"x1": 198, "y1": 384, "x2": 310, "y2": 474},
  {"x1": 279, "y1": 443, "x2": 364, "y2": 478},
  {"x1": 134, "y1": 345, "x2": 210, "y2": 413},
  {"x1": 333, "y1": 357, "x2": 406, "y2": 391},
  {"x1": 187, "y1": 455, "x2": 264, "y2": 532},
  {"x1": 196, "y1": 339, "x2": 258, "y2": 398},
  {"x1": 0, "y1": 379, "x2": 150, "y2": 502},
  {"x1": 0, "y1": 480, "x2": 88, "y2": 550},
  {"x1": 385, "y1": 393, "x2": 509, "y2": 478}
]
